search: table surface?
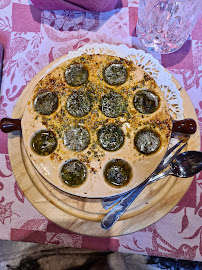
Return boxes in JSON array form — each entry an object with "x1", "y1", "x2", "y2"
[{"x1": 0, "y1": 0, "x2": 202, "y2": 261}]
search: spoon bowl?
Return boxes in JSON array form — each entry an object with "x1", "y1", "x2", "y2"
[
  {"x1": 171, "y1": 151, "x2": 202, "y2": 178},
  {"x1": 152, "y1": 151, "x2": 202, "y2": 182}
]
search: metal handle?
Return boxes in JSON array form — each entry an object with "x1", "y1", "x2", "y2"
[
  {"x1": 101, "y1": 169, "x2": 171, "y2": 230},
  {"x1": 101, "y1": 177, "x2": 151, "y2": 229},
  {"x1": 0, "y1": 118, "x2": 22, "y2": 133}
]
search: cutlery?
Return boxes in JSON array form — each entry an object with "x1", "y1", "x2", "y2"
[
  {"x1": 150, "y1": 151, "x2": 202, "y2": 180},
  {"x1": 102, "y1": 140, "x2": 186, "y2": 209},
  {"x1": 101, "y1": 150, "x2": 202, "y2": 230}
]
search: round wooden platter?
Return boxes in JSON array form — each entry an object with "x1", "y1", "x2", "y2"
[{"x1": 8, "y1": 69, "x2": 200, "y2": 236}]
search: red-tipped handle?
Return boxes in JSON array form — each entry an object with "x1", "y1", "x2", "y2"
[
  {"x1": 172, "y1": 118, "x2": 197, "y2": 134},
  {"x1": 0, "y1": 118, "x2": 21, "y2": 133}
]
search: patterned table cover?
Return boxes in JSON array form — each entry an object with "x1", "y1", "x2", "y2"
[{"x1": 0, "y1": 0, "x2": 201, "y2": 261}]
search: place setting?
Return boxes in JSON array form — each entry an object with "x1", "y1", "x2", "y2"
[{"x1": 0, "y1": 43, "x2": 201, "y2": 237}]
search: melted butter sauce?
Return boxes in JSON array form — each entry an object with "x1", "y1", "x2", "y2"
[
  {"x1": 133, "y1": 90, "x2": 159, "y2": 114},
  {"x1": 66, "y1": 91, "x2": 92, "y2": 117},
  {"x1": 134, "y1": 128, "x2": 161, "y2": 155},
  {"x1": 60, "y1": 159, "x2": 87, "y2": 187},
  {"x1": 103, "y1": 63, "x2": 128, "y2": 86},
  {"x1": 65, "y1": 63, "x2": 88, "y2": 86},
  {"x1": 100, "y1": 91, "x2": 127, "y2": 118},
  {"x1": 97, "y1": 124, "x2": 125, "y2": 151},
  {"x1": 34, "y1": 91, "x2": 58, "y2": 115},
  {"x1": 104, "y1": 159, "x2": 132, "y2": 187},
  {"x1": 63, "y1": 125, "x2": 90, "y2": 152},
  {"x1": 31, "y1": 130, "x2": 58, "y2": 156}
]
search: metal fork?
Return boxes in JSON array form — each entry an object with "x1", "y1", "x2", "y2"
[
  {"x1": 101, "y1": 140, "x2": 186, "y2": 209},
  {"x1": 101, "y1": 140, "x2": 187, "y2": 229}
]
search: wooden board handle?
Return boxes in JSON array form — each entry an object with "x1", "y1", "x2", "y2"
[
  {"x1": 172, "y1": 118, "x2": 197, "y2": 134},
  {"x1": 0, "y1": 118, "x2": 21, "y2": 133}
]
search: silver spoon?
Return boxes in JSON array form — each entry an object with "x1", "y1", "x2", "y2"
[{"x1": 101, "y1": 151, "x2": 202, "y2": 230}]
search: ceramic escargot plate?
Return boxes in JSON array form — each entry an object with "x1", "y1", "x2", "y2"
[{"x1": 22, "y1": 53, "x2": 172, "y2": 198}]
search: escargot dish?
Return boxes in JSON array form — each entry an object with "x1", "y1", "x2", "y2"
[{"x1": 22, "y1": 53, "x2": 172, "y2": 198}]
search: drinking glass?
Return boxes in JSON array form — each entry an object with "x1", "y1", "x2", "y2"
[{"x1": 136, "y1": 0, "x2": 202, "y2": 54}]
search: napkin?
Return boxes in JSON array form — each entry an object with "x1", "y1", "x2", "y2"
[{"x1": 30, "y1": 0, "x2": 119, "y2": 12}]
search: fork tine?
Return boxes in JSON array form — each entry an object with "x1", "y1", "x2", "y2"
[
  {"x1": 163, "y1": 140, "x2": 184, "y2": 159},
  {"x1": 154, "y1": 140, "x2": 185, "y2": 175},
  {"x1": 162, "y1": 142, "x2": 187, "y2": 168},
  {"x1": 101, "y1": 140, "x2": 187, "y2": 210}
]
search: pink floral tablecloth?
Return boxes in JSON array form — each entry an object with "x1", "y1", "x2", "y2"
[{"x1": 0, "y1": 0, "x2": 202, "y2": 261}]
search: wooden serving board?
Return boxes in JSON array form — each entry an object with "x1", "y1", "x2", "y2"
[{"x1": 8, "y1": 67, "x2": 200, "y2": 236}]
